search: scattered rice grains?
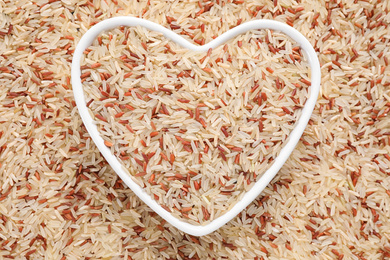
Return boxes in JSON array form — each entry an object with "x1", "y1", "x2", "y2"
[{"x1": 0, "y1": 0, "x2": 390, "y2": 259}]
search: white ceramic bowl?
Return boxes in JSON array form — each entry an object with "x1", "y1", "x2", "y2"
[{"x1": 72, "y1": 16, "x2": 321, "y2": 236}]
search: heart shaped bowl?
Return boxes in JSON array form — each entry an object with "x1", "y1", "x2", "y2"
[{"x1": 71, "y1": 16, "x2": 320, "y2": 236}]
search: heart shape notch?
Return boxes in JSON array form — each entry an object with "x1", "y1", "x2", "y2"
[{"x1": 72, "y1": 17, "x2": 320, "y2": 236}]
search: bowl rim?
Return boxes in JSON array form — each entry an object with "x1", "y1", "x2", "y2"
[{"x1": 71, "y1": 16, "x2": 321, "y2": 236}]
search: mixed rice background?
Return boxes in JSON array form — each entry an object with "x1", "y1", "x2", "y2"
[{"x1": 0, "y1": 0, "x2": 390, "y2": 259}]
